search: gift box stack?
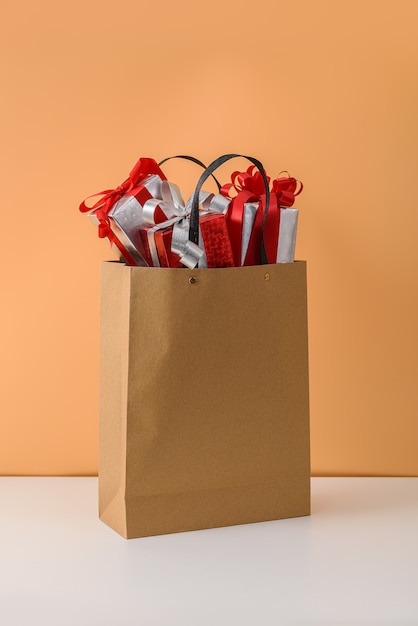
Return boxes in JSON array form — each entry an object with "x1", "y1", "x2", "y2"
[{"x1": 79, "y1": 156, "x2": 303, "y2": 268}]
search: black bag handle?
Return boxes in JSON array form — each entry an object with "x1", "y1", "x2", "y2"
[
  {"x1": 189, "y1": 154, "x2": 270, "y2": 265},
  {"x1": 158, "y1": 155, "x2": 222, "y2": 191}
]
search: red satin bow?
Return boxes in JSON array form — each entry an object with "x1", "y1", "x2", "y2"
[
  {"x1": 271, "y1": 173, "x2": 303, "y2": 207},
  {"x1": 221, "y1": 166, "x2": 302, "y2": 207},
  {"x1": 79, "y1": 157, "x2": 165, "y2": 238},
  {"x1": 221, "y1": 166, "x2": 270, "y2": 198},
  {"x1": 220, "y1": 167, "x2": 303, "y2": 265}
]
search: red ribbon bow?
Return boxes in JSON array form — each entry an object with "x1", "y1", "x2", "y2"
[
  {"x1": 221, "y1": 166, "x2": 302, "y2": 207},
  {"x1": 271, "y1": 173, "x2": 303, "y2": 207},
  {"x1": 79, "y1": 157, "x2": 165, "y2": 238},
  {"x1": 221, "y1": 166, "x2": 270, "y2": 198}
]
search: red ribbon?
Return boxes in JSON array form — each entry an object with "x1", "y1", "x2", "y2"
[
  {"x1": 79, "y1": 157, "x2": 166, "y2": 239},
  {"x1": 272, "y1": 172, "x2": 303, "y2": 207},
  {"x1": 221, "y1": 167, "x2": 303, "y2": 265},
  {"x1": 221, "y1": 167, "x2": 269, "y2": 199}
]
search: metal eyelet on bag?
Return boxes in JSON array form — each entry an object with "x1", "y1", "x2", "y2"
[{"x1": 189, "y1": 276, "x2": 197, "y2": 285}]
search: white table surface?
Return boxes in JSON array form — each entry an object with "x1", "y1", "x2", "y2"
[{"x1": 1, "y1": 477, "x2": 417, "y2": 625}]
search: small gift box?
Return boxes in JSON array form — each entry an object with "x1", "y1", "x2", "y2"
[
  {"x1": 80, "y1": 158, "x2": 168, "y2": 266},
  {"x1": 135, "y1": 181, "x2": 234, "y2": 269},
  {"x1": 219, "y1": 167, "x2": 303, "y2": 266},
  {"x1": 139, "y1": 212, "x2": 234, "y2": 269},
  {"x1": 135, "y1": 182, "x2": 206, "y2": 269},
  {"x1": 198, "y1": 212, "x2": 235, "y2": 268},
  {"x1": 154, "y1": 227, "x2": 184, "y2": 268}
]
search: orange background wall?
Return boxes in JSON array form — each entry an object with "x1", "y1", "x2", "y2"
[{"x1": 1, "y1": 0, "x2": 417, "y2": 476}]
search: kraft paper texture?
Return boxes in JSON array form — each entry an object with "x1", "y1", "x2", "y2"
[{"x1": 99, "y1": 261, "x2": 310, "y2": 538}]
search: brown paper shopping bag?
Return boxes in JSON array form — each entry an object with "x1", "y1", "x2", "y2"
[
  {"x1": 99, "y1": 259, "x2": 310, "y2": 539},
  {"x1": 98, "y1": 153, "x2": 310, "y2": 539}
]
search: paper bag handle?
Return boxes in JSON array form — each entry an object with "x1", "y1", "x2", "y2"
[
  {"x1": 189, "y1": 154, "x2": 271, "y2": 265},
  {"x1": 158, "y1": 155, "x2": 222, "y2": 191}
]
